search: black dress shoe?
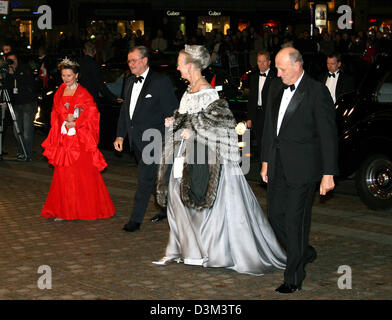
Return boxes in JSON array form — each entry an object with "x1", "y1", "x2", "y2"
[
  {"x1": 123, "y1": 221, "x2": 141, "y2": 232},
  {"x1": 275, "y1": 283, "x2": 302, "y2": 294},
  {"x1": 151, "y1": 213, "x2": 167, "y2": 223}
]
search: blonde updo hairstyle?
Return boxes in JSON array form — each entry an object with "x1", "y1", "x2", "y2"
[{"x1": 180, "y1": 45, "x2": 210, "y2": 71}]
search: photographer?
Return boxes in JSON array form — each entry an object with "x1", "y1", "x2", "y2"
[{"x1": 4, "y1": 52, "x2": 37, "y2": 161}]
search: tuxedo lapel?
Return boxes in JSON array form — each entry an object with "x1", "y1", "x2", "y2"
[
  {"x1": 336, "y1": 73, "x2": 344, "y2": 98},
  {"x1": 262, "y1": 74, "x2": 273, "y2": 102},
  {"x1": 278, "y1": 75, "x2": 307, "y2": 135},
  {"x1": 272, "y1": 84, "x2": 285, "y2": 136},
  {"x1": 124, "y1": 78, "x2": 134, "y2": 117}
]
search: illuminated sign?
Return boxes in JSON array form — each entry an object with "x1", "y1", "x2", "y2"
[
  {"x1": 10, "y1": 0, "x2": 21, "y2": 8},
  {"x1": 12, "y1": 8, "x2": 31, "y2": 12},
  {"x1": 0, "y1": 1, "x2": 9, "y2": 14},
  {"x1": 209, "y1": 11, "x2": 222, "y2": 16},
  {"x1": 167, "y1": 10, "x2": 180, "y2": 16},
  {"x1": 315, "y1": 4, "x2": 327, "y2": 28}
]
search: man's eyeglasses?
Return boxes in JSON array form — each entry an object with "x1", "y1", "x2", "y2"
[{"x1": 127, "y1": 57, "x2": 143, "y2": 64}]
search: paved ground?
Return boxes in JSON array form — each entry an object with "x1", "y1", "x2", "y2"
[{"x1": 0, "y1": 129, "x2": 391, "y2": 305}]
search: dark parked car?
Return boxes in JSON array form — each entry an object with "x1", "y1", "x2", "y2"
[
  {"x1": 336, "y1": 55, "x2": 392, "y2": 211},
  {"x1": 32, "y1": 54, "x2": 67, "y2": 133}
]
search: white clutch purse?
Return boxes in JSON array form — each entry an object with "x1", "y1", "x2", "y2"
[{"x1": 173, "y1": 139, "x2": 185, "y2": 179}]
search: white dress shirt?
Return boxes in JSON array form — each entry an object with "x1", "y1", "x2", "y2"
[
  {"x1": 277, "y1": 71, "x2": 304, "y2": 135},
  {"x1": 325, "y1": 70, "x2": 340, "y2": 103},
  {"x1": 258, "y1": 68, "x2": 270, "y2": 106},
  {"x1": 129, "y1": 67, "x2": 149, "y2": 120}
]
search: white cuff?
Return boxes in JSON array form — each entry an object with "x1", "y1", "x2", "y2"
[
  {"x1": 67, "y1": 127, "x2": 76, "y2": 136},
  {"x1": 61, "y1": 121, "x2": 76, "y2": 136},
  {"x1": 61, "y1": 121, "x2": 67, "y2": 135}
]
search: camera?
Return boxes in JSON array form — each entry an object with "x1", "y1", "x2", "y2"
[
  {"x1": 0, "y1": 58, "x2": 14, "y2": 74},
  {"x1": 0, "y1": 58, "x2": 14, "y2": 80}
]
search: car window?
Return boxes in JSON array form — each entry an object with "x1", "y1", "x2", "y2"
[
  {"x1": 102, "y1": 68, "x2": 124, "y2": 84},
  {"x1": 377, "y1": 72, "x2": 392, "y2": 103}
]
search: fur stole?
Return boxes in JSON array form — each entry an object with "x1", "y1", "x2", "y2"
[{"x1": 156, "y1": 98, "x2": 240, "y2": 210}]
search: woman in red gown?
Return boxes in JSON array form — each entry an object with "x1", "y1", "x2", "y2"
[{"x1": 41, "y1": 58, "x2": 115, "y2": 221}]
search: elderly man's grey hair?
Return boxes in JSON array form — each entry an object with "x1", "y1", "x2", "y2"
[
  {"x1": 286, "y1": 47, "x2": 304, "y2": 66},
  {"x1": 180, "y1": 45, "x2": 210, "y2": 70},
  {"x1": 128, "y1": 46, "x2": 150, "y2": 64}
]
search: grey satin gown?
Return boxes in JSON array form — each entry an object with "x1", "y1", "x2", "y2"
[{"x1": 163, "y1": 88, "x2": 286, "y2": 275}]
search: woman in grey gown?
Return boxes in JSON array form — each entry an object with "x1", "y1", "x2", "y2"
[{"x1": 153, "y1": 45, "x2": 286, "y2": 275}]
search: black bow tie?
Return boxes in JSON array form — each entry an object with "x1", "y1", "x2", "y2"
[
  {"x1": 283, "y1": 84, "x2": 295, "y2": 91},
  {"x1": 328, "y1": 70, "x2": 340, "y2": 78},
  {"x1": 259, "y1": 73, "x2": 267, "y2": 77},
  {"x1": 133, "y1": 76, "x2": 144, "y2": 83}
]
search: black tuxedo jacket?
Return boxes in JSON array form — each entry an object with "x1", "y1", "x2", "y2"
[
  {"x1": 116, "y1": 68, "x2": 178, "y2": 150},
  {"x1": 261, "y1": 73, "x2": 339, "y2": 183},
  {"x1": 78, "y1": 55, "x2": 117, "y2": 105},
  {"x1": 320, "y1": 70, "x2": 355, "y2": 102},
  {"x1": 247, "y1": 68, "x2": 277, "y2": 122}
]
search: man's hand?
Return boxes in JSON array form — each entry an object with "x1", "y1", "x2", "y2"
[
  {"x1": 113, "y1": 137, "x2": 124, "y2": 152},
  {"x1": 320, "y1": 175, "x2": 335, "y2": 195},
  {"x1": 260, "y1": 162, "x2": 268, "y2": 183},
  {"x1": 246, "y1": 120, "x2": 252, "y2": 128}
]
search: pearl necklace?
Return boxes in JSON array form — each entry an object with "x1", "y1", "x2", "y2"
[{"x1": 66, "y1": 83, "x2": 78, "y2": 90}]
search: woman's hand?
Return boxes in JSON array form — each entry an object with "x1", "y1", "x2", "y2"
[
  {"x1": 66, "y1": 114, "x2": 74, "y2": 122},
  {"x1": 65, "y1": 121, "x2": 76, "y2": 129},
  {"x1": 180, "y1": 128, "x2": 191, "y2": 140},
  {"x1": 165, "y1": 117, "x2": 174, "y2": 128}
]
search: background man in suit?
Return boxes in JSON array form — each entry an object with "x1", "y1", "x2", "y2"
[
  {"x1": 261, "y1": 47, "x2": 339, "y2": 294},
  {"x1": 78, "y1": 41, "x2": 123, "y2": 108},
  {"x1": 320, "y1": 52, "x2": 355, "y2": 103},
  {"x1": 114, "y1": 46, "x2": 178, "y2": 232},
  {"x1": 246, "y1": 50, "x2": 276, "y2": 160}
]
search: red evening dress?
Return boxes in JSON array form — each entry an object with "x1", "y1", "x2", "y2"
[{"x1": 41, "y1": 83, "x2": 115, "y2": 220}]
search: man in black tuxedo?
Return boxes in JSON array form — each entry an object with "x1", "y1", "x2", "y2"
[
  {"x1": 114, "y1": 46, "x2": 178, "y2": 232},
  {"x1": 78, "y1": 41, "x2": 123, "y2": 107},
  {"x1": 320, "y1": 52, "x2": 355, "y2": 103},
  {"x1": 261, "y1": 47, "x2": 339, "y2": 293},
  {"x1": 246, "y1": 50, "x2": 276, "y2": 160}
]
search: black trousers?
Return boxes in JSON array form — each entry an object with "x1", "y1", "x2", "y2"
[
  {"x1": 129, "y1": 142, "x2": 165, "y2": 224},
  {"x1": 267, "y1": 149, "x2": 317, "y2": 286},
  {"x1": 252, "y1": 108, "x2": 265, "y2": 159}
]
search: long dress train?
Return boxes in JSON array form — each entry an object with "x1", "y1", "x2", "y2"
[{"x1": 158, "y1": 88, "x2": 285, "y2": 275}]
